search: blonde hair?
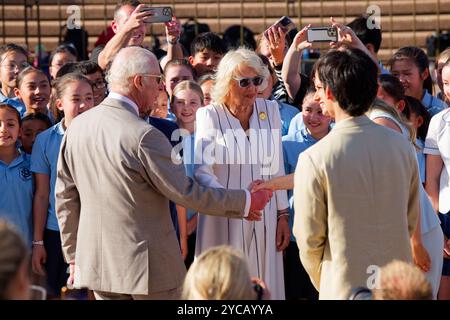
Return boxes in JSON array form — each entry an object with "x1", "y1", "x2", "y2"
[
  {"x1": 171, "y1": 80, "x2": 204, "y2": 106},
  {"x1": 372, "y1": 260, "x2": 432, "y2": 300},
  {"x1": 437, "y1": 47, "x2": 450, "y2": 64},
  {"x1": 212, "y1": 48, "x2": 270, "y2": 105},
  {"x1": 182, "y1": 245, "x2": 256, "y2": 300},
  {"x1": 0, "y1": 220, "x2": 28, "y2": 300},
  {"x1": 368, "y1": 98, "x2": 416, "y2": 145}
]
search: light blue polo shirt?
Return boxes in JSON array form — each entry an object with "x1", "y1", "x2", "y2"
[
  {"x1": 422, "y1": 90, "x2": 447, "y2": 117},
  {"x1": 30, "y1": 121, "x2": 65, "y2": 231},
  {"x1": 275, "y1": 100, "x2": 300, "y2": 136},
  {"x1": 0, "y1": 151, "x2": 34, "y2": 244},
  {"x1": 0, "y1": 92, "x2": 26, "y2": 117},
  {"x1": 283, "y1": 127, "x2": 322, "y2": 241}
]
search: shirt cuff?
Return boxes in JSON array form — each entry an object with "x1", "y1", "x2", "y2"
[{"x1": 243, "y1": 189, "x2": 251, "y2": 217}]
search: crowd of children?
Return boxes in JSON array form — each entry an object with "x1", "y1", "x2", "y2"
[{"x1": 1, "y1": 1, "x2": 450, "y2": 300}]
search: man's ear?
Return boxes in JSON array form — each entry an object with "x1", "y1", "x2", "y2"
[
  {"x1": 133, "y1": 75, "x2": 144, "y2": 91},
  {"x1": 325, "y1": 86, "x2": 335, "y2": 102},
  {"x1": 188, "y1": 56, "x2": 195, "y2": 66}
]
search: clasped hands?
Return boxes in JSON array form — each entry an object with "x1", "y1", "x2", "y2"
[{"x1": 245, "y1": 180, "x2": 272, "y2": 222}]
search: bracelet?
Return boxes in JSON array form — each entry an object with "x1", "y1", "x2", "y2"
[
  {"x1": 277, "y1": 213, "x2": 290, "y2": 220},
  {"x1": 32, "y1": 240, "x2": 44, "y2": 246}
]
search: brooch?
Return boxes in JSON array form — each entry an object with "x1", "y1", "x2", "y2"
[{"x1": 259, "y1": 111, "x2": 267, "y2": 120}]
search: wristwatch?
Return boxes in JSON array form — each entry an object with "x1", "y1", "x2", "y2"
[{"x1": 32, "y1": 240, "x2": 44, "y2": 246}]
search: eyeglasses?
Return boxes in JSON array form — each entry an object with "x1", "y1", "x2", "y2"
[
  {"x1": 234, "y1": 76, "x2": 264, "y2": 88},
  {"x1": 91, "y1": 80, "x2": 106, "y2": 90},
  {"x1": 139, "y1": 73, "x2": 164, "y2": 85},
  {"x1": 1, "y1": 61, "x2": 29, "y2": 71}
]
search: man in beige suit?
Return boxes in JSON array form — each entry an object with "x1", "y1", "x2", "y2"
[
  {"x1": 55, "y1": 46, "x2": 272, "y2": 300},
  {"x1": 293, "y1": 48, "x2": 420, "y2": 300}
]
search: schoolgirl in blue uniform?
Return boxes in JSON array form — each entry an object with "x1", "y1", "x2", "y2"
[{"x1": 0, "y1": 103, "x2": 33, "y2": 245}]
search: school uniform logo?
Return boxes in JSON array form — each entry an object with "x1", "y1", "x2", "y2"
[{"x1": 19, "y1": 167, "x2": 32, "y2": 181}]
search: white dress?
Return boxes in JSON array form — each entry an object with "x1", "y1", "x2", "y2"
[{"x1": 194, "y1": 98, "x2": 289, "y2": 300}]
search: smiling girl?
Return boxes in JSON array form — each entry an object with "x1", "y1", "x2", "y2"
[
  {"x1": 0, "y1": 103, "x2": 34, "y2": 245},
  {"x1": 14, "y1": 67, "x2": 51, "y2": 118},
  {"x1": 389, "y1": 46, "x2": 447, "y2": 117},
  {"x1": 170, "y1": 80, "x2": 204, "y2": 266},
  {"x1": 30, "y1": 73, "x2": 94, "y2": 298}
]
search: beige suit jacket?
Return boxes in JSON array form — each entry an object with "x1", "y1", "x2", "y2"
[
  {"x1": 55, "y1": 97, "x2": 247, "y2": 295},
  {"x1": 293, "y1": 116, "x2": 420, "y2": 300}
]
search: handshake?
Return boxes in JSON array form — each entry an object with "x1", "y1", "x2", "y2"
[{"x1": 246, "y1": 180, "x2": 272, "y2": 222}]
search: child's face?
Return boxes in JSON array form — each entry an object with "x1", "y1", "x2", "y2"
[
  {"x1": 150, "y1": 91, "x2": 168, "y2": 119},
  {"x1": 173, "y1": 89, "x2": 203, "y2": 126},
  {"x1": 442, "y1": 65, "x2": 450, "y2": 102},
  {"x1": 0, "y1": 108, "x2": 20, "y2": 148},
  {"x1": 164, "y1": 65, "x2": 194, "y2": 96},
  {"x1": 200, "y1": 80, "x2": 214, "y2": 106},
  {"x1": 189, "y1": 49, "x2": 223, "y2": 77},
  {"x1": 302, "y1": 99, "x2": 331, "y2": 138},
  {"x1": 56, "y1": 80, "x2": 94, "y2": 124},
  {"x1": 0, "y1": 51, "x2": 28, "y2": 89},
  {"x1": 391, "y1": 59, "x2": 428, "y2": 99},
  {"x1": 49, "y1": 51, "x2": 77, "y2": 79},
  {"x1": 15, "y1": 72, "x2": 51, "y2": 114},
  {"x1": 84, "y1": 71, "x2": 106, "y2": 106},
  {"x1": 20, "y1": 119, "x2": 48, "y2": 154}
]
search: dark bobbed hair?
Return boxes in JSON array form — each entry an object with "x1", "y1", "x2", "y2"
[
  {"x1": 316, "y1": 48, "x2": 378, "y2": 117},
  {"x1": 48, "y1": 44, "x2": 78, "y2": 67},
  {"x1": 347, "y1": 15, "x2": 382, "y2": 53},
  {"x1": 379, "y1": 74, "x2": 405, "y2": 103},
  {"x1": 21, "y1": 112, "x2": 52, "y2": 129}
]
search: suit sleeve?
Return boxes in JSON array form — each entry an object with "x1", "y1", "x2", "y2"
[
  {"x1": 293, "y1": 152, "x2": 327, "y2": 290},
  {"x1": 55, "y1": 133, "x2": 80, "y2": 263},
  {"x1": 138, "y1": 127, "x2": 247, "y2": 219}
]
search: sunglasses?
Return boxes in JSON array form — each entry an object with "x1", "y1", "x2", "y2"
[
  {"x1": 139, "y1": 73, "x2": 164, "y2": 85},
  {"x1": 234, "y1": 76, "x2": 264, "y2": 88}
]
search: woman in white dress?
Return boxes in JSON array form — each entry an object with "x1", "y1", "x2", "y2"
[{"x1": 194, "y1": 48, "x2": 290, "y2": 300}]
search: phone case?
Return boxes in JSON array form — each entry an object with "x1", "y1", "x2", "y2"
[
  {"x1": 307, "y1": 27, "x2": 338, "y2": 42},
  {"x1": 142, "y1": 7, "x2": 172, "y2": 24}
]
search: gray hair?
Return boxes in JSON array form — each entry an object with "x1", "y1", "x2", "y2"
[
  {"x1": 212, "y1": 47, "x2": 270, "y2": 105},
  {"x1": 106, "y1": 47, "x2": 157, "y2": 95}
]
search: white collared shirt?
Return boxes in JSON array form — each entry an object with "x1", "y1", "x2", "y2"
[{"x1": 108, "y1": 92, "x2": 139, "y2": 116}]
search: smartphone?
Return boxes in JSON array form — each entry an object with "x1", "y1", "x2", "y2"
[
  {"x1": 141, "y1": 6, "x2": 173, "y2": 24},
  {"x1": 307, "y1": 27, "x2": 338, "y2": 42},
  {"x1": 264, "y1": 16, "x2": 295, "y2": 38}
]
